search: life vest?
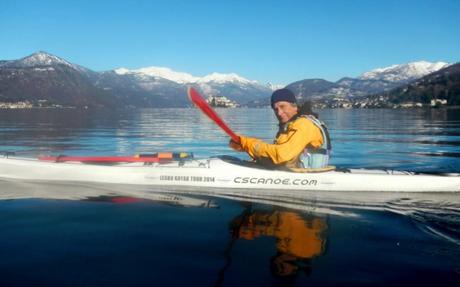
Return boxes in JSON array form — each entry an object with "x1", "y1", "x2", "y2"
[{"x1": 298, "y1": 115, "x2": 332, "y2": 169}]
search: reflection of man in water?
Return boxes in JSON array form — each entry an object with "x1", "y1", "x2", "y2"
[{"x1": 230, "y1": 209, "x2": 327, "y2": 278}]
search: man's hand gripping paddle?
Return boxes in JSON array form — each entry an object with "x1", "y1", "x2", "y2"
[{"x1": 187, "y1": 87, "x2": 240, "y2": 144}]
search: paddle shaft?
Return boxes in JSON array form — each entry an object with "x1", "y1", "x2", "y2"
[
  {"x1": 38, "y1": 152, "x2": 192, "y2": 163},
  {"x1": 39, "y1": 155, "x2": 161, "y2": 163},
  {"x1": 187, "y1": 87, "x2": 240, "y2": 143}
]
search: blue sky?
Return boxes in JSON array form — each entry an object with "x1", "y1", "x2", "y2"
[{"x1": 1, "y1": 0, "x2": 459, "y2": 84}]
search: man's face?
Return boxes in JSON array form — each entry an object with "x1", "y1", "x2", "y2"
[{"x1": 273, "y1": 101, "x2": 298, "y2": 124}]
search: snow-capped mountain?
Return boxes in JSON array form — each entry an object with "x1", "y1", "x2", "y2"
[
  {"x1": 114, "y1": 66, "x2": 199, "y2": 84},
  {"x1": 286, "y1": 61, "x2": 451, "y2": 102},
  {"x1": 115, "y1": 66, "x2": 257, "y2": 85},
  {"x1": 371, "y1": 62, "x2": 460, "y2": 106},
  {"x1": 0, "y1": 52, "x2": 113, "y2": 107},
  {"x1": 1, "y1": 51, "x2": 90, "y2": 74},
  {"x1": 1, "y1": 51, "x2": 454, "y2": 108},
  {"x1": 266, "y1": 82, "x2": 285, "y2": 91},
  {"x1": 18, "y1": 51, "x2": 73, "y2": 67},
  {"x1": 198, "y1": 72, "x2": 257, "y2": 84},
  {"x1": 113, "y1": 66, "x2": 271, "y2": 104},
  {"x1": 359, "y1": 61, "x2": 450, "y2": 82}
]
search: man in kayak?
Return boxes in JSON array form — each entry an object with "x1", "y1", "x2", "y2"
[{"x1": 230, "y1": 88, "x2": 331, "y2": 170}]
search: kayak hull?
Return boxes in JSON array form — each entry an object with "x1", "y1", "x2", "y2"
[{"x1": 0, "y1": 156, "x2": 459, "y2": 193}]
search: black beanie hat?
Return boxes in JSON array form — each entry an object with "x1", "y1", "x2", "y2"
[{"x1": 271, "y1": 89, "x2": 297, "y2": 108}]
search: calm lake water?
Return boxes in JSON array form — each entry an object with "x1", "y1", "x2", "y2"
[{"x1": 0, "y1": 107, "x2": 459, "y2": 286}]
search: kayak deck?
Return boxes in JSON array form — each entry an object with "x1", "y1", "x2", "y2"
[{"x1": 0, "y1": 155, "x2": 459, "y2": 193}]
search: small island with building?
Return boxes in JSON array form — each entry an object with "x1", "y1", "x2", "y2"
[{"x1": 206, "y1": 96, "x2": 239, "y2": 108}]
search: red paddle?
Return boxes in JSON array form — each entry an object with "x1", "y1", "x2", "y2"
[
  {"x1": 187, "y1": 87, "x2": 240, "y2": 143},
  {"x1": 38, "y1": 155, "x2": 161, "y2": 163}
]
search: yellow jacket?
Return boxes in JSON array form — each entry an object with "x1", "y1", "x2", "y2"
[
  {"x1": 237, "y1": 211, "x2": 327, "y2": 259},
  {"x1": 240, "y1": 117, "x2": 323, "y2": 168}
]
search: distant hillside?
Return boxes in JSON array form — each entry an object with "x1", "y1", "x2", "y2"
[
  {"x1": 246, "y1": 78, "x2": 342, "y2": 107},
  {"x1": 370, "y1": 63, "x2": 460, "y2": 106},
  {"x1": 114, "y1": 68, "x2": 272, "y2": 105},
  {"x1": 264, "y1": 61, "x2": 452, "y2": 107},
  {"x1": 0, "y1": 54, "x2": 113, "y2": 108},
  {"x1": 0, "y1": 51, "x2": 271, "y2": 108},
  {"x1": 286, "y1": 79, "x2": 339, "y2": 99},
  {"x1": 0, "y1": 52, "x2": 455, "y2": 109},
  {"x1": 95, "y1": 71, "x2": 188, "y2": 108}
]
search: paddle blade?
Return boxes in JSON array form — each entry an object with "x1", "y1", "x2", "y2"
[{"x1": 187, "y1": 87, "x2": 240, "y2": 143}]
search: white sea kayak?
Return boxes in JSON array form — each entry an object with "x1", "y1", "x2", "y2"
[{"x1": 0, "y1": 155, "x2": 459, "y2": 194}]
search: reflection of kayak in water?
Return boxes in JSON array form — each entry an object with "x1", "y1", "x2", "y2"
[
  {"x1": 0, "y1": 177, "x2": 217, "y2": 208},
  {"x1": 1, "y1": 155, "x2": 459, "y2": 193}
]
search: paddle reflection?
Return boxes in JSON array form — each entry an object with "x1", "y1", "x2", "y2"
[{"x1": 230, "y1": 207, "x2": 328, "y2": 278}]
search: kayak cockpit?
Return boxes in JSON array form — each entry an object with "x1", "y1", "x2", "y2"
[{"x1": 214, "y1": 155, "x2": 336, "y2": 173}]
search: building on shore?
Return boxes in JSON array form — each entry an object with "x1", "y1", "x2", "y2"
[
  {"x1": 0, "y1": 101, "x2": 33, "y2": 109},
  {"x1": 207, "y1": 96, "x2": 239, "y2": 108}
]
